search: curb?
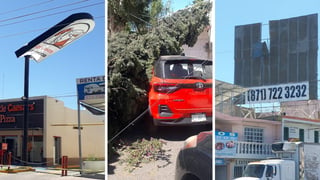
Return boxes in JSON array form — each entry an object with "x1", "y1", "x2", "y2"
[{"x1": 0, "y1": 166, "x2": 35, "y2": 173}]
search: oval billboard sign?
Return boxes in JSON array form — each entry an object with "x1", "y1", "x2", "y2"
[{"x1": 15, "y1": 12, "x2": 95, "y2": 62}]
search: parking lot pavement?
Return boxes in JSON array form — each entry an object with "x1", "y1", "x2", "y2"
[
  {"x1": 108, "y1": 124, "x2": 212, "y2": 180},
  {"x1": 0, "y1": 166, "x2": 105, "y2": 180},
  {"x1": 33, "y1": 167, "x2": 105, "y2": 179},
  {"x1": 0, "y1": 172, "x2": 93, "y2": 179}
]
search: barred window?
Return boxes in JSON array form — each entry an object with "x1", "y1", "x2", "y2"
[{"x1": 244, "y1": 127, "x2": 264, "y2": 143}]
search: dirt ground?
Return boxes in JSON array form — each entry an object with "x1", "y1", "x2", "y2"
[{"x1": 107, "y1": 121, "x2": 212, "y2": 180}]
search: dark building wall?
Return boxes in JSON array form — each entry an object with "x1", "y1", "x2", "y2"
[
  {"x1": 269, "y1": 14, "x2": 318, "y2": 99},
  {"x1": 234, "y1": 14, "x2": 318, "y2": 99},
  {"x1": 234, "y1": 23, "x2": 264, "y2": 87}
]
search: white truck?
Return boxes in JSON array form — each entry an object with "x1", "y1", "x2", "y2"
[{"x1": 234, "y1": 142, "x2": 320, "y2": 180}]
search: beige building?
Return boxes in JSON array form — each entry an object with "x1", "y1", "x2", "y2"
[
  {"x1": 182, "y1": 26, "x2": 212, "y2": 60},
  {"x1": 0, "y1": 96, "x2": 104, "y2": 166}
]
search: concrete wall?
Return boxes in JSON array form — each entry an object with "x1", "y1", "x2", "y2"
[{"x1": 281, "y1": 100, "x2": 320, "y2": 119}]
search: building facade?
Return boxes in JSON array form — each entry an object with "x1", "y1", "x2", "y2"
[
  {"x1": 0, "y1": 96, "x2": 104, "y2": 166},
  {"x1": 215, "y1": 80, "x2": 320, "y2": 179},
  {"x1": 215, "y1": 111, "x2": 282, "y2": 179}
]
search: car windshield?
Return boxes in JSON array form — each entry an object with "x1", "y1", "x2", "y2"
[
  {"x1": 164, "y1": 60, "x2": 212, "y2": 79},
  {"x1": 242, "y1": 164, "x2": 265, "y2": 178}
]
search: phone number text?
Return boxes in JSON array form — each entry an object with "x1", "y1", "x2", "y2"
[{"x1": 245, "y1": 83, "x2": 309, "y2": 103}]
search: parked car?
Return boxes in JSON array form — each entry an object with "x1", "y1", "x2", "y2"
[
  {"x1": 175, "y1": 131, "x2": 212, "y2": 180},
  {"x1": 148, "y1": 55, "x2": 212, "y2": 126}
]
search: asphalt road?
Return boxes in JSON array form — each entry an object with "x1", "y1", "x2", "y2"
[{"x1": 108, "y1": 119, "x2": 212, "y2": 180}]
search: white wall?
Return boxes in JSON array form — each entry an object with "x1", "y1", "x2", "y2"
[{"x1": 284, "y1": 118, "x2": 320, "y2": 143}]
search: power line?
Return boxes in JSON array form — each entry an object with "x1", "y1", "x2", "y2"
[
  {"x1": 0, "y1": 27, "x2": 49, "y2": 39},
  {"x1": 0, "y1": 0, "x2": 89, "y2": 23},
  {"x1": 53, "y1": 94, "x2": 77, "y2": 98},
  {"x1": 0, "y1": 1, "x2": 104, "y2": 28},
  {"x1": 0, "y1": 0, "x2": 55, "y2": 16},
  {"x1": 0, "y1": 15, "x2": 104, "y2": 39}
]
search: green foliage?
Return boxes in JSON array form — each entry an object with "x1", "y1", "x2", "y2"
[
  {"x1": 150, "y1": 0, "x2": 163, "y2": 27},
  {"x1": 119, "y1": 138, "x2": 166, "y2": 172},
  {"x1": 108, "y1": 0, "x2": 151, "y2": 34}
]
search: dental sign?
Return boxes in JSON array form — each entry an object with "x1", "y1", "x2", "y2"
[
  {"x1": 15, "y1": 13, "x2": 95, "y2": 62},
  {"x1": 245, "y1": 81, "x2": 309, "y2": 104}
]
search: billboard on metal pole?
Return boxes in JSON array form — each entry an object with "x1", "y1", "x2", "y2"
[{"x1": 76, "y1": 75, "x2": 105, "y2": 114}]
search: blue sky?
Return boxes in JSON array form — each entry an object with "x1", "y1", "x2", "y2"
[
  {"x1": 170, "y1": 0, "x2": 194, "y2": 10},
  {"x1": 0, "y1": 0, "x2": 205, "y2": 110},
  {"x1": 0, "y1": 0, "x2": 104, "y2": 109},
  {"x1": 216, "y1": 0, "x2": 320, "y2": 84},
  {"x1": 0, "y1": 0, "x2": 198, "y2": 110}
]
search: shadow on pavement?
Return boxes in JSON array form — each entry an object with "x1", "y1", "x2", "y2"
[
  {"x1": 81, "y1": 173, "x2": 105, "y2": 179},
  {"x1": 117, "y1": 118, "x2": 212, "y2": 142},
  {"x1": 107, "y1": 145, "x2": 120, "y2": 175},
  {"x1": 107, "y1": 117, "x2": 212, "y2": 175},
  {"x1": 152, "y1": 125, "x2": 212, "y2": 140}
]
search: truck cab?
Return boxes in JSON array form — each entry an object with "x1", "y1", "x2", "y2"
[
  {"x1": 234, "y1": 141, "x2": 320, "y2": 180},
  {"x1": 234, "y1": 159, "x2": 295, "y2": 180}
]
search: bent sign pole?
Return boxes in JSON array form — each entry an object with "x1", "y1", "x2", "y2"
[
  {"x1": 15, "y1": 13, "x2": 95, "y2": 165},
  {"x1": 76, "y1": 75, "x2": 105, "y2": 173}
]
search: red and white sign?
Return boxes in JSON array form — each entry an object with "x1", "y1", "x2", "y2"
[
  {"x1": 23, "y1": 20, "x2": 95, "y2": 62},
  {"x1": 15, "y1": 13, "x2": 95, "y2": 62}
]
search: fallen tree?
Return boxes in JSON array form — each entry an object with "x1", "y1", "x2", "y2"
[{"x1": 108, "y1": 1, "x2": 212, "y2": 140}]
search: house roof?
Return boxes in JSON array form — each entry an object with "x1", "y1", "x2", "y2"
[
  {"x1": 282, "y1": 116, "x2": 320, "y2": 125},
  {"x1": 215, "y1": 111, "x2": 281, "y2": 125}
]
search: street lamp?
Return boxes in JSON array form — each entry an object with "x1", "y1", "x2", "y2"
[{"x1": 15, "y1": 13, "x2": 95, "y2": 166}]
